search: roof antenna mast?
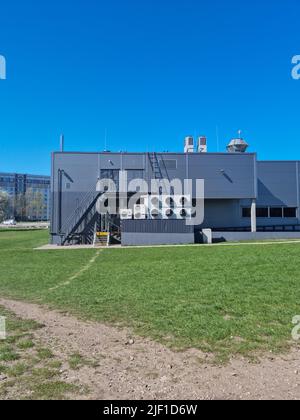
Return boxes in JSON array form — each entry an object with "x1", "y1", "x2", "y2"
[
  {"x1": 104, "y1": 128, "x2": 108, "y2": 152},
  {"x1": 60, "y1": 134, "x2": 65, "y2": 152},
  {"x1": 216, "y1": 125, "x2": 220, "y2": 152}
]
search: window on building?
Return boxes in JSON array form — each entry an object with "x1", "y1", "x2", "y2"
[
  {"x1": 100, "y1": 169, "x2": 119, "y2": 185},
  {"x1": 270, "y1": 207, "x2": 283, "y2": 218},
  {"x1": 242, "y1": 208, "x2": 251, "y2": 218},
  {"x1": 283, "y1": 207, "x2": 297, "y2": 218},
  {"x1": 126, "y1": 170, "x2": 144, "y2": 182},
  {"x1": 160, "y1": 159, "x2": 177, "y2": 170},
  {"x1": 256, "y1": 208, "x2": 269, "y2": 218}
]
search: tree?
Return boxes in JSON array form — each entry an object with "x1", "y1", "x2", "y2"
[
  {"x1": 25, "y1": 189, "x2": 46, "y2": 221},
  {"x1": 0, "y1": 190, "x2": 10, "y2": 222},
  {"x1": 14, "y1": 193, "x2": 26, "y2": 221}
]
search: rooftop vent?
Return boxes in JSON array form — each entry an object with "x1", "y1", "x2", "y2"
[
  {"x1": 184, "y1": 136, "x2": 194, "y2": 153},
  {"x1": 197, "y1": 136, "x2": 207, "y2": 153},
  {"x1": 227, "y1": 131, "x2": 249, "y2": 153}
]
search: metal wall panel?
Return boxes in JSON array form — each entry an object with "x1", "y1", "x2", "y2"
[
  {"x1": 122, "y1": 232, "x2": 195, "y2": 246},
  {"x1": 188, "y1": 153, "x2": 256, "y2": 199},
  {"x1": 257, "y1": 161, "x2": 298, "y2": 207},
  {"x1": 121, "y1": 219, "x2": 194, "y2": 234},
  {"x1": 213, "y1": 231, "x2": 300, "y2": 242},
  {"x1": 51, "y1": 153, "x2": 99, "y2": 234}
]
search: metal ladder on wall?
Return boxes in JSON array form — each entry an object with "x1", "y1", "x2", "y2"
[
  {"x1": 148, "y1": 152, "x2": 170, "y2": 195},
  {"x1": 149, "y1": 152, "x2": 164, "y2": 181}
]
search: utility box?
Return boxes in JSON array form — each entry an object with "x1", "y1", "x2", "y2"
[{"x1": 202, "y1": 229, "x2": 212, "y2": 245}]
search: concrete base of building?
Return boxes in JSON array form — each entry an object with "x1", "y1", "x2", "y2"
[
  {"x1": 213, "y1": 231, "x2": 300, "y2": 242},
  {"x1": 121, "y1": 232, "x2": 195, "y2": 246}
]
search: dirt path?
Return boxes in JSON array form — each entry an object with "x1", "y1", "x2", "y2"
[{"x1": 0, "y1": 298, "x2": 300, "y2": 400}]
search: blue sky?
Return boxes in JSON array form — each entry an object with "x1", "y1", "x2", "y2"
[{"x1": 0, "y1": 0, "x2": 300, "y2": 175}]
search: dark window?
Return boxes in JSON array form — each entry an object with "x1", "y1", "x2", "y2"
[
  {"x1": 242, "y1": 208, "x2": 251, "y2": 218},
  {"x1": 126, "y1": 170, "x2": 144, "y2": 182},
  {"x1": 126, "y1": 170, "x2": 144, "y2": 192},
  {"x1": 270, "y1": 207, "x2": 283, "y2": 218},
  {"x1": 160, "y1": 159, "x2": 177, "y2": 170},
  {"x1": 100, "y1": 170, "x2": 119, "y2": 184},
  {"x1": 283, "y1": 208, "x2": 297, "y2": 218},
  {"x1": 256, "y1": 208, "x2": 269, "y2": 218}
]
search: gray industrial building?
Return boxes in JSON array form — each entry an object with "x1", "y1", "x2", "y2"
[
  {"x1": 0, "y1": 173, "x2": 51, "y2": 221},
  {"x1": 50, "y1": 136, "x2": 300, "y2": 246}
]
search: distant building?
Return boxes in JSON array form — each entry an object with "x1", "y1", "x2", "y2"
[{"x1": 0, "y1": 173, "x2": 50, "y2": 221}]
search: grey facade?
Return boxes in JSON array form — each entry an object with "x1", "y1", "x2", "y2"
[
  {"x1": 121, "y1": 220, "x2": 195, "y2": 246},
  {"x1": 50, "y1": 150, "x2": 300, "y2": 246},
  {"x1": 0, "y1": 172, "x2": 51, "y2": 221}
]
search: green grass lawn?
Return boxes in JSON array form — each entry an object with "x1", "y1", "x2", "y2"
[{"x1": 0, "y1": 230, "x2": 300, "y2": 361}]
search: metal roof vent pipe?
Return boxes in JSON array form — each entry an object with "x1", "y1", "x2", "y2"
[
  {"x1": 197, "y1": 136, "x2": 207, "y2": 153},
  {"x1": 184, "y1": 136, "x2": 194, "y2": 153},
  {"x1": 227, "y1": 130, "x2": 249, "y2": 153},
  {"x1": 60, "y1": 134, "x2": 65, "y2": 152}
]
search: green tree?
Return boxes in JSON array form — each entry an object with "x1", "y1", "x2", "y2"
[
  {"x1": 0, "y1": 190, "x2": 10, "y2": 222},
  {"x1": 14, "y1": 193, "x2": 26, "y2": 221},
  {"x1": 25, "y1": 189, "x2": 46, "y2": 221}
]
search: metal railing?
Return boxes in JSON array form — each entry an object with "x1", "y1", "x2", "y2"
[{"x1": 60, "y1": 190, "x2": 102, "y2": 245}]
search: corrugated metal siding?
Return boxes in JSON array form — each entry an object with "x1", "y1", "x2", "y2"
[
  {"x1": 121, "y1": 219, "x2": 194, "y2": 234},
  {"x1": 257, "y1": 161, "x2": 298, "y2": 207},
  {"x1": 122, "y1": 232, "x2": 195, "y2": 246}
]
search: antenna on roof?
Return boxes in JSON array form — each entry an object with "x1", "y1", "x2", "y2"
[
  {"x1": 60, "y1": 134, "x2": 65, "y2": 152},
  {"x1": 216, "y1": 125, "x2": 220, "y2": 152},
  {"x1": 238, "y1": 129, "x2": 242, "y2": 139},
  {"x1": 104, "y1": 128, "x2": 108, "y2": 152}
]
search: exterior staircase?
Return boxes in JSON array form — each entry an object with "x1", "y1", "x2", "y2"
[
  {"x1": 92, "y1": 213, "x2": 121, "y2": 247},
  {"x1": 60, "y1": 191, "x2": 102, "y2": 245},
  {"x1": 93, "y1": 231, "x2": 110, "y2": 247}
]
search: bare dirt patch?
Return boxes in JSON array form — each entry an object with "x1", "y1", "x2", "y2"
[{"x1": 1, "y1": 298, "x2": 300, "y2": 400}]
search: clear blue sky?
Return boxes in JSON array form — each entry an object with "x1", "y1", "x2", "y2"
[{"x1": 0, "y1": 0, "x2": 300, "y2": 175}]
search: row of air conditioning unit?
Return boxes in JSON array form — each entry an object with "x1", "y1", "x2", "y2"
[
  {"x1": 148, "y1": 207, "x2": 193, "y2": 220},
  {"x1": 120, "y1": 195, "x2": 193, "y2": 220},
  {"x1": 146, "y1": 195, "x2": 192, "y2": 209},
  {"x1": 120, "y1": 207, "x2": 193, "y2": 220}
]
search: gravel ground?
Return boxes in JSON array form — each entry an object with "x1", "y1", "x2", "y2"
[{"x1": 0, "y1": 298, "x2": 300, "y2": 400}]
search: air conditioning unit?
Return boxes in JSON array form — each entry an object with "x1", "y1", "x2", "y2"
[
  {"x1": 149, "y1": 195, "x2": 161, "y2": 209},
  {"x1": 174, "y1": 195, "x2": 192, "y2": 208},
  {"x1": 174, "y1": 208, "x2": 192, "y2": 219},
  {"x1": 150, "y1": 208, "x2": 161, "y2": 220},
  {"x1": 162, "y1": 208, "x2": 176, "y2": 219},
  {"x1": 120, "y1": 209, "x2": 133, "y2": 220},
  {"x1": 147, "y1": 195, "x2": 161, "y2": 219},
  {"x1": 134, "y1": 204, "x2": 146, "y2": 220},
  {"x1": 162, "y1": 195, "x2": 175, "y2": 208}
]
